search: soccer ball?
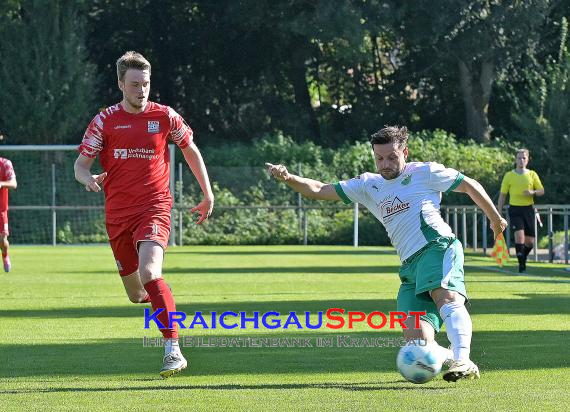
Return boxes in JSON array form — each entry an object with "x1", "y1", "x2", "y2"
[{"x1": 396, "y1": 339, "x2": 442, "y2": 384}]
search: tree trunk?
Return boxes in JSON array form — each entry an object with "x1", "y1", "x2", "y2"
[
  {"x1": 458, "y1": 59, "x2": 494, "y2": 143},
  {"x1": 290, "y1": 46, "x2": 321, "y2": 141}
]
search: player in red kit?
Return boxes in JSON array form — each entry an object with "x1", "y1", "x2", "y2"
[
  {"x1": 0, "y1": 157, "x2": 17, "y2": 272},
  {"x1": 74, "y1": 51, "x2": 214, "y2": 379}
]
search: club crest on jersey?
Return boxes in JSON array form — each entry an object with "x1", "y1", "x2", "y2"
[
  {"x1": 148, "y1": 121, "x2": 160, "y2": 133},
  {"x1": 401, "y1": 174, "x2": 412, "y2": 185},
  {"x1": 113, "y1": 149, "x2": 127, "y2": 159}
]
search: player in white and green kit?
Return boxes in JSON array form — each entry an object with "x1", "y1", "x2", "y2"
[{"x1": 266, "y1": 126, "x2": 507, "y2": 382}]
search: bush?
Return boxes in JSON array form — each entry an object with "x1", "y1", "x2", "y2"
[
  {"x1": 538, "y1": 230, "x2": 567, "y2": 249},
  {"x1": 176, "y1": 130, "x2": 513, "y2": 245},
  {"x1": 7, "y1": 129, "x2": 514, "y2": 245},
  {"x1": 407, "y1": 129, "x2": 515, "y2": 203}
]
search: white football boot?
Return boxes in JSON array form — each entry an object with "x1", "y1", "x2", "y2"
[
  {"x1": 443, "y1": 359, "x2": 480, "y2": 382},
  {"x1": 159, "y1": 353, "x2": 188, "y2": 379}
]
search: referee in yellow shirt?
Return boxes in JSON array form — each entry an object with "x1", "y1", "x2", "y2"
[{"x1": 497, "y1": 149, "x2": 545, "y2": 273}]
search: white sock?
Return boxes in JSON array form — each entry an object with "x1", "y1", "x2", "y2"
[
  {"x1": 439, "y1": 302, "x2": 472, "y2": 361},
  {"x1": 434, "y1": 343, "x2": 453, "y2": 364},
  {"x1": 165, "y1": 338, "x2": 182, "y2": 356}
]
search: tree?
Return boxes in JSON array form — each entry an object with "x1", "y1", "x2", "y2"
[
  {"x1": 0, "y1": 0, "x2": 97, "y2": 144},
  {"x1": 510, "y1": 17, "x2": 570, "y2": 203},
  {"x1": 81, "y1": 0, "x2": 561, "y2": 147},
  {"x1": 397, "y1": 0, "x2": 552, "y2": 143},
  {"x1": 85, "y1": 0, "x2": 401, "y2": 146}
]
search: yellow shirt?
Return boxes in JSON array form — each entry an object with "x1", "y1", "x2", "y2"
[{"x1": 500, "y1": 169, "x2": 544, "y2": 206}]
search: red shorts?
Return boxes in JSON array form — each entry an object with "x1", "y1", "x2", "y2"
[
  {"x1": 106, "y1": 209, "x2": 171, "y2": 276},
  {"x1": 0, "y1": 211, "x2": 9, "y2": 236}
]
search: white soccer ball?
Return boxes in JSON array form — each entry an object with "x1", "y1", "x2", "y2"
[{"x1": 396, "y1": 339, "x2": 442, "y2": 384}]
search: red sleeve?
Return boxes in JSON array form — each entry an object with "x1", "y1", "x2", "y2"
[
  {"x1": 78, "y1": 113, "x2": 105, "y2": 158},
  {"x1": 1, "y1": 159, "x2": 15, "y2": 180},
  {"x1": 167, "y1": 107, "x2": 193, "y2": 149}
]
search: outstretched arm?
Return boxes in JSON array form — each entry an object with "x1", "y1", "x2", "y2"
[
  {"x1": 454, "y1": 176, "x2": 507, "y2": 239},
  {"x1": 181, "y1": 142, "x2": 214, "y2": 224},
  {"x1": 265, "y1": 163, "x2": 341, "y2": 201},
  {"x1": 74, "y1": 154, "x2": 107, "y2": 192}
]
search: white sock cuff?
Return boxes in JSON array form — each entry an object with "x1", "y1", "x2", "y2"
[{"x1": 165, "y1": 338, "x2": 181, "y2": 355}]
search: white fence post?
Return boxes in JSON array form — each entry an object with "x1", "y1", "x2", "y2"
[
  {"x1": 353, "y1": 203, "x2": 359, "y2": 247},
  {"x1": 548, "y1": 208, "x2": 554, "y2": 262},
  {"x1": 482, "y1": 215, "x2": 488, "y2": 255},
  {"x1": 52, "y1": 163, "x2": 56, "y2": 246},
  {"x1": 298, "y1": 163, "x2": 303, "y2": 242},
  {"x1": 462, "y1": 207, "x2": 467, "y2": 248},
  {"x1": 303, "y1": 209, "x2": 308, "y2": 246},
  {"x1": 534, "y1": 209, "x2": 539, "y2": 262},
  {"x1": 564, "y1": 209, "x2": 568, "y2": 264},
  {"x1": 453, "y1": 208, "x2": 458, "y2": 238},
  {"x1": 472, "y1": 208, "x2": 478, "y2": 252}
]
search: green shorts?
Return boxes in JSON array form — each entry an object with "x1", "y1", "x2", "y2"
[{"x1": 397, "y1": 237, "x2": 467, "y2": 333}]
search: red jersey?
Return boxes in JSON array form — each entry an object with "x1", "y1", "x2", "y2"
[
  {"x1": 0, "y1": 157, "x2": 16, "y2": 212},
  {"x1": 78, "y1": 101, "x2": 193, "y2": 222}
]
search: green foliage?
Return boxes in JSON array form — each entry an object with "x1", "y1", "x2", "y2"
[
  {"x1": 408, "y1": 129, "x2": 515, "y2": 202},
  {"x1": 4, "y1": 130, "x2": 513, "y2": 245},
  {"x1": 538, "y1": 230, "x2": 567, "y2": 249},
  {"x1": 393, "y1": 0, "x2": 552, "y2": 142},
  {"x1": 0, "y1": 1, "x2": 565, "y2": 148},
  {"x1": 332, "y1": 141, "x2": 375, "y2": 181},
  {"x1": 176, "y1": 131, "x2": 512, "y2": 245},
  {"x1": 0, "y1": 0, "x2": 98, "y2": 144},
  {"x1": 510, "y1": 17, "x2": 570, "y2": 203}
]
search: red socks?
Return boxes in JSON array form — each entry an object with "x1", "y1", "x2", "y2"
[{"x1": 144, "y1": 278, "x2": 178, "y2": 339}]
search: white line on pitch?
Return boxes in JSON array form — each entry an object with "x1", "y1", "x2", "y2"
[{"x1": 469, "y1": 265, "x2": 570, "y2": 283}]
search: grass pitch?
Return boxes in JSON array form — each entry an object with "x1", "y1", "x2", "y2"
[{"x1": 0, "y1": 245, "x2": 568, "y2": 411}]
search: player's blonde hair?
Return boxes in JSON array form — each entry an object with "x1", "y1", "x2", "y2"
[{"x1": 116, "y1": 51, "x2": 151, "y2": 81}]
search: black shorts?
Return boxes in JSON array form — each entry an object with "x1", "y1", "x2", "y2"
[{"x1": 508, "y1": 205, "x2": 535, "y2": 237}]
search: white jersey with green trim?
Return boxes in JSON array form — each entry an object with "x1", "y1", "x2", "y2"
[{"x1": 334, "y1": 162, "x2": 464, "y2": 262}]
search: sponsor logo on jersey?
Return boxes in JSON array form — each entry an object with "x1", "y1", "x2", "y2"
[
  {"x1": 113, "y1": 148, "x2": 158, "y2": 160},
  {"x1": 380, "y1": 196, "x2": 411, "y2": 220},
  {"x1": 114, "y1": 125, "x2": 132, "y2": 129},
  {"x1": 401, "y1": 174, "x2": 412, "y2": 185},
  {"x1": 148, "y1": 121, "x2": 160, "y2": 133},
  {"x1": 114, "y1": 149, "x2": 128, "y2": 159}
]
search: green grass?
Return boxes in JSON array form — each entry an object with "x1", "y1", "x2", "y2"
[{"x1": 1, "y1": 245, "x2": 569, "y2": 411}]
